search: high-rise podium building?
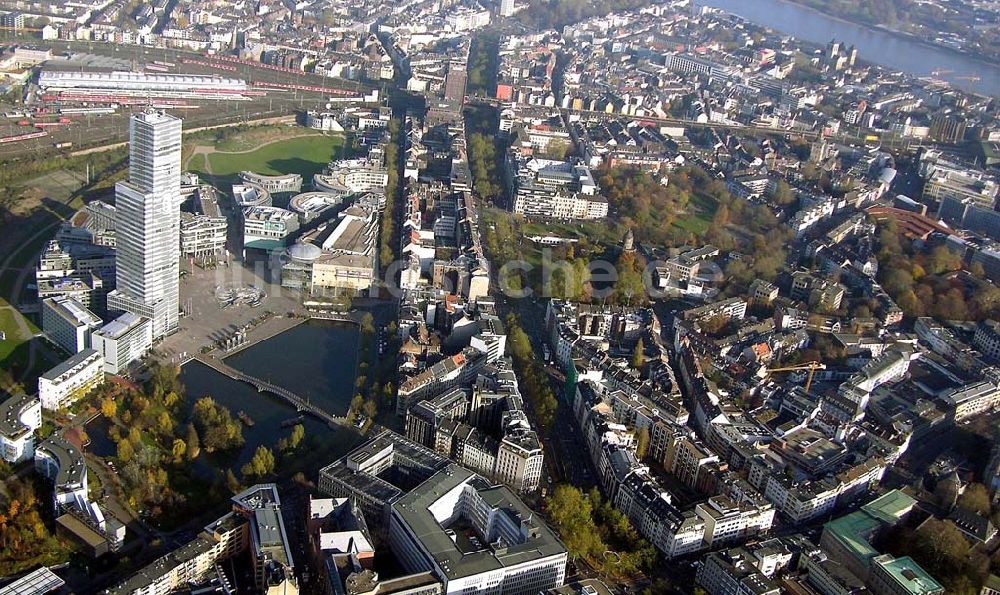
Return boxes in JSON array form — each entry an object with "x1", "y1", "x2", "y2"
[{"x1": 107, "y1": 111, "x2": 182, "y2": 339}]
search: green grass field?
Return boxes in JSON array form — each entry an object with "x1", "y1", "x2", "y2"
[
  {"x1": 673, "y1": 193, "x2": 718, "y2": 236},
  {"x1": 0, "y1": 308, "x2": 25, "y2": 359},
  {"x1": 521, "y1": 220, "x2": 624, "y2": 245},
  {"x1": 195, "y1": 135, "x2": 345, "y2": 181},
  {"x1": 186, "y1": 153, "x2": 206, "y2": 174}
]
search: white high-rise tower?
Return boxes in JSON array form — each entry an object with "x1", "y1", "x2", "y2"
[
  {"x1": 499, "y1": 0, "x2": 514, "y2": 17},
  {"x1": 107, "y1": 111, "x2": 182, "y2": 339}
]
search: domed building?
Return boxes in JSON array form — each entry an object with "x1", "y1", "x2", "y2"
[{"x1": 281, "y1": 242, "x2": 323, "y2": 291}]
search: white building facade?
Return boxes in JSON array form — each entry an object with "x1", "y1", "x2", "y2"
[
  {"x1": 0, "y1": 394, "x2": 42, "y2": 463},
  {"x1": 41, "y1": 295, "x2": 103, "y2": 354},
  {"x1": 107, "y1": 111, "x2": 182, "y2": 339},
  {"x1": 38, "y1": 349, "x2": 105, "y2": 411},
  {"x1": 92, "y1": 313, "x2": 153, "y2": 375}
]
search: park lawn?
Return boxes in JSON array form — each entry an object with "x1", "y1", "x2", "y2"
[
  {"x1": 202, "y1": 134, "x2": 345, "y2": 180},
  {"x1": 0, "y1": 306, "x2": 26, "y2": 359},
  {"x1": 0, "y1": 304, "x2": 33, "y2": 378},
  {"x1": 521, "y1": 220, "x2": 624, "y2": 246},
  {"x1": 186, "y1": 152, "x2": 206, "y2": 173},
  {"x1": 213, "y1": 125, "x2": 322, "y2": 153},
  {"x1": 673, "y1": 192, "x2": 718, "y2": 236}
]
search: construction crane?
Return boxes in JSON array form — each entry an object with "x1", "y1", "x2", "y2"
[{"x1": 763, "y1": 361, "x2": 826, "y2": 393}]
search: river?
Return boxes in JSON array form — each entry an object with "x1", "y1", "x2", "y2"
[
  {"x1": 224, "y1": 319, "x2": 361, "y2": 417},
  {"x1": 698, "y1": 0, "x2": 1000, "y2": 97}
]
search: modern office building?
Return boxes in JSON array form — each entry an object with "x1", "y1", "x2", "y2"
[
  {"x1": 388, "y1": 464, "x2": 567, "y2": 595},
  {"x1": 288, "y1": 191, "x2": 346, "y2": 223},
  {"x1": 239, "y1": 171, "x2": 303, "y2": 194},
  {"x1": 243, "y1": 206, "x2": 300, "y2": 252},
  {"x1": 499, "y1": 0, "x2": 515, "y2": 17},
  {"x1": 507, "y1": 158, "x2": 607, "y2": 220},
  {"x1": 41, "y1": 295, "x2": 103, "y2": 354},
  {"x1": 281, "y1": 202, "x2": 379, "y2": 296},
  {"x1": 35, "y1": 433, "x2": 89, "y2": 510},
  {"x1": 319, "y1": 431, "x2": 451, "y2": 528},
  {"x1": 867, "y1": 555, "x2": 944, "y2": 595},
  {"x1": 925, "y1": 169, "x2": 997, "y2": 211},
  {"x1": 107, "y1": 111, "x2": 182, "y2": 339},
  {"x1": 312, "y1": 159, "x2": 389, "y2": 196},
  {"x1": 37, "y1": 349, "x2": 104, "y2": 411},
  {"x1": 180, "y1": 186, "x2": 227, "y2": 260},
  {"x1": 232, "y1": 182, "x2": 273, "y2": 208},
  {"x1": 0, "y1": 393, "x2": 42, "y2": 463},
  {"x1": 92, "y1": 312, "x2": 153, "y2": 374},
  {"x1": 37, "y1": 273, "x2": 105, "y2": 312},
  {"x1": 107, "y1": 484, "x2": 295, "y2": 595},
  {"x1": 37, "y1": 239, "x2": 75, "y2": 280}
]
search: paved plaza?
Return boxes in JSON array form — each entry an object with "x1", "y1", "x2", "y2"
[{"x1": 156, "y1": 258, "x2": 307, "y2": 364}]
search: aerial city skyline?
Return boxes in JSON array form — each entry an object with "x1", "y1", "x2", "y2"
[{"x1": 0, "y1": 1, "x2": 999, "y2": 595}]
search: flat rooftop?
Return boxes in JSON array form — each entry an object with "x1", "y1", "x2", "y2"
[
  {"x1": 44, "y1": 295, "x2": 101, "y2": 328},
  {"x1": 96, "y1": 312, "x2": 145, "y2": 340},
  {"x1": 37, "y1": 434, "x2": 86, "y2": 489},
  {"x1": 391, "y1": 465, "x2": 566, "y2": 580},
  {"x1": 873, "y1": 556, "x2": 944, "y2": 595},
  {"x1": 40, "y1": 348, "x2": 101, "y2": 382},
  {"x1": 0, "y1": 393, "x2": 38, "y2": 439},
  {"x1": 0, "y1": 566, "x2": 65, "y2": 595}
]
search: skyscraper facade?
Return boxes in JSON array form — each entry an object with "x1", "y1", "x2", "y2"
[
  {"x1": 107, "y1": 111, "x2": 182, "y2": 339},
  {"x1": 499, "y1": 0, "x2": 515, "y2": 17}
]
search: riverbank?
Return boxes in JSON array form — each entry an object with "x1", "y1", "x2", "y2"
[
  {"x1": 698, "y1": 0, "x2": 1000, "y2": 97},
  {"x1": 770, "y1": 0, "x2": 1000, "y2": 75}
]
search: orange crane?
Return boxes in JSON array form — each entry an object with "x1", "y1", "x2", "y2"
[{"x1": 763, "y1": 361, "x2": 826, "y2": 393}]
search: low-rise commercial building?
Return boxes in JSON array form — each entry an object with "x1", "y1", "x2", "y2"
[
  {"x1": 243, "y1": 206, "x2": 300, "y2": 252},
  {"x1": 238, "y1": 171, "x2": 303, "y2": 194},
  {"x1": 92, "y1": 313, "x2": 153, "y2": 375},
  {"x1": 107, "y1": 484, "x2": 294, "y2": 595},
  {"x1": 0, "y1": 393, "x2": 42, "y2": 463},
  {"x1": 37, "y1": 349, "x2": 104, "y2": 411},
  {"x1": 180, "y1": 186, "x2": 227, "y2": 260},
  {"x1": 41, "y1": 295, "x2": 103, "y2": 354},
  {"x1": 388, "y1": 464, "x2": 567, "y2": 595},
  {"x1": 312, "y1": 159, "x2": 388, "y2": 196}
]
